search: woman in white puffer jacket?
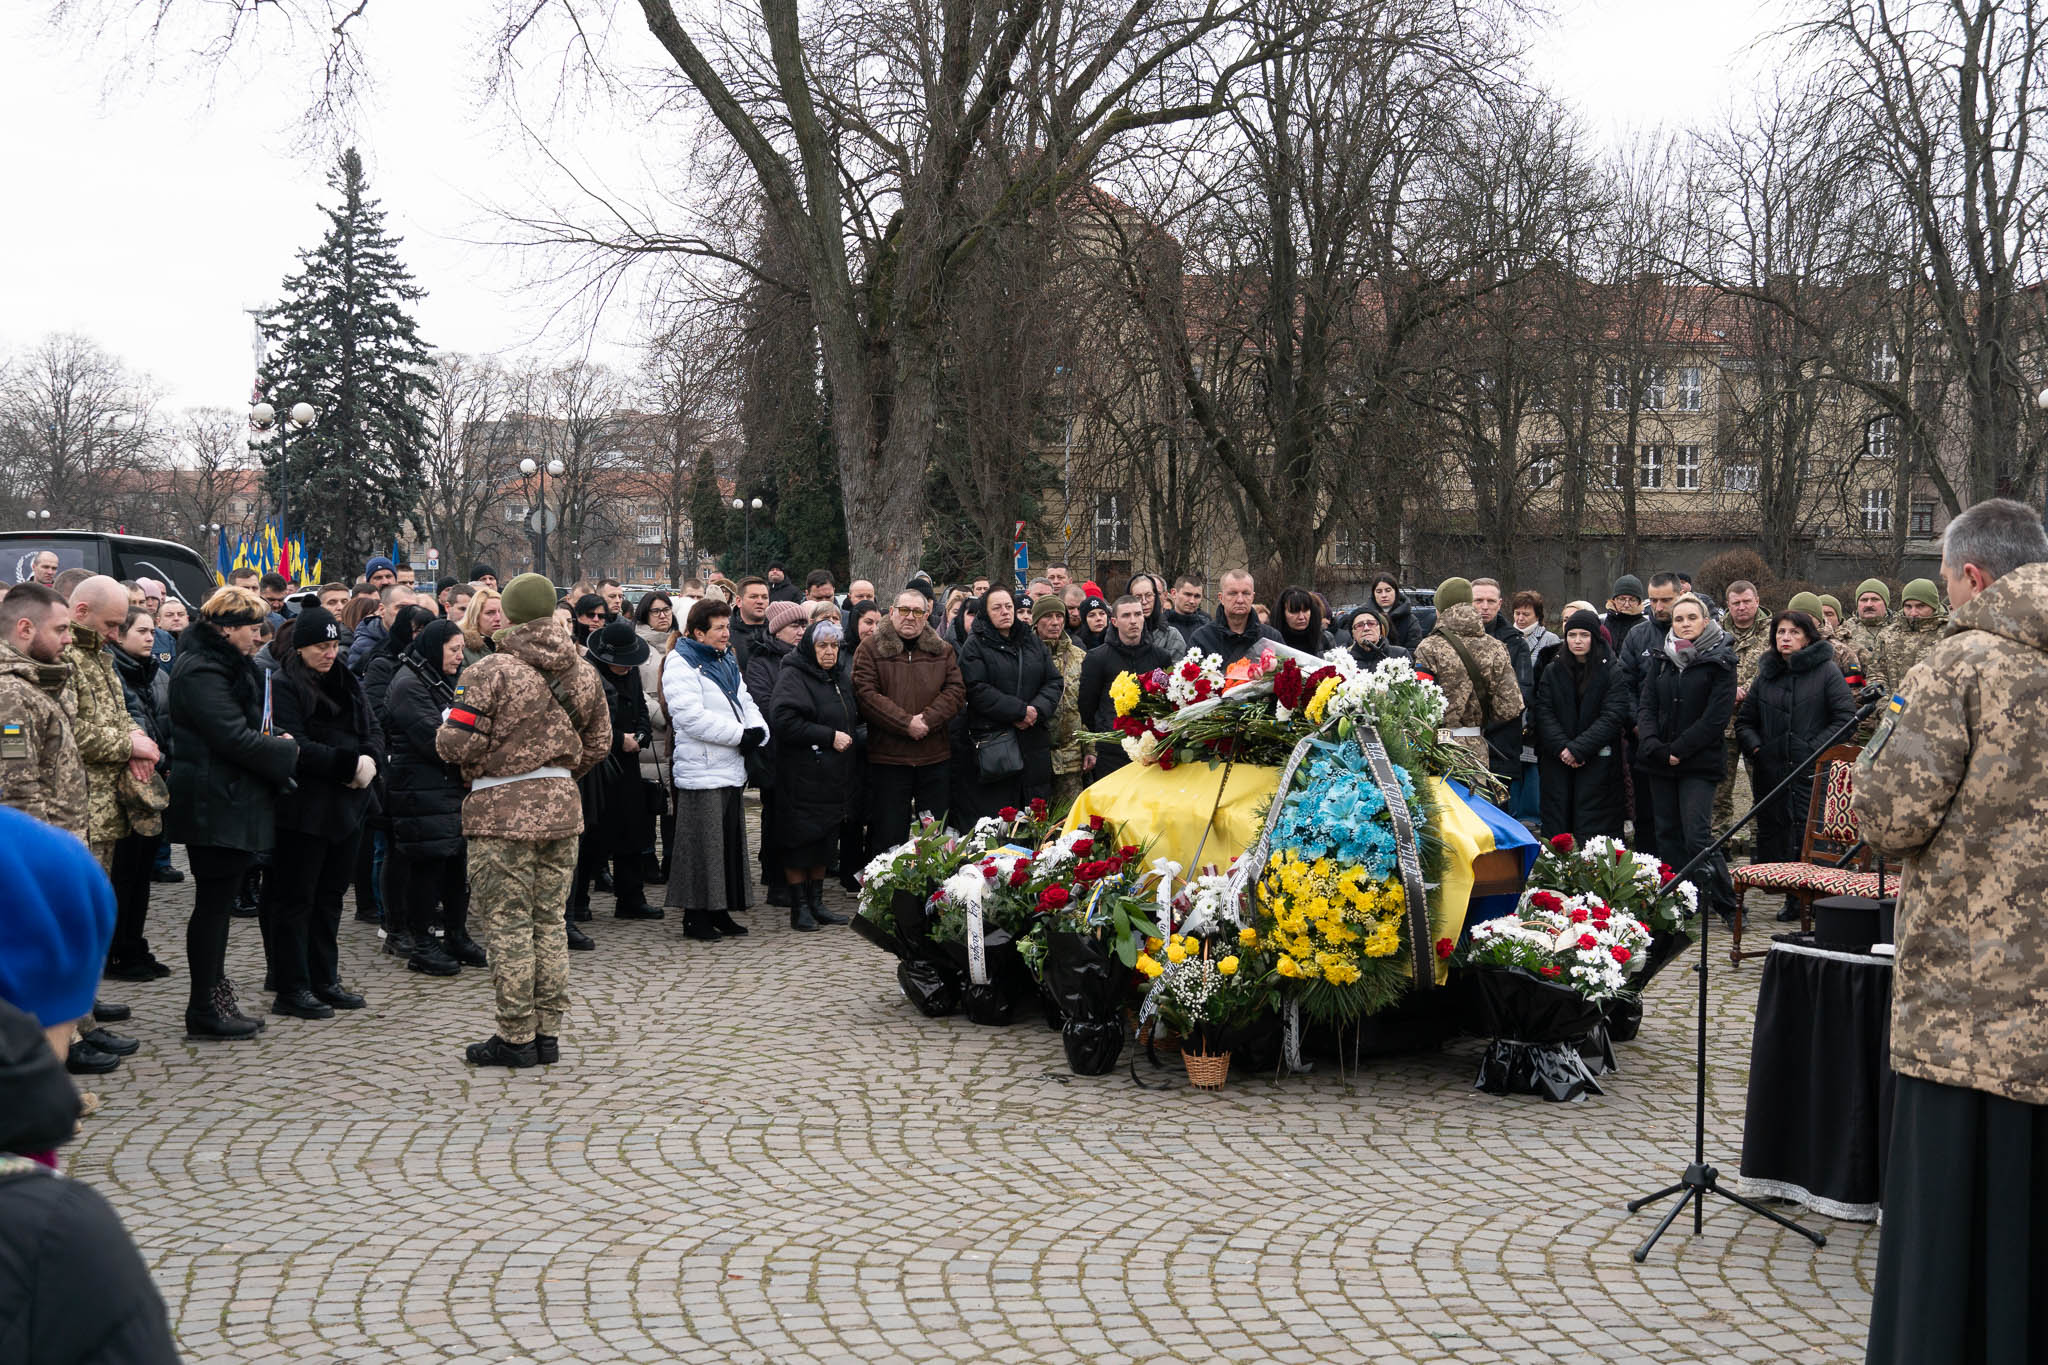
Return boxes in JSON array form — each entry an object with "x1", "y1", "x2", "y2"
[{"x1": 661, "y1": 598, "x2": 766, "y2": 942}]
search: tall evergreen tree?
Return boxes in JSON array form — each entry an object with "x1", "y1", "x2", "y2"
[{"x1": 257, "y1": 148, "x2": 434, "y2": 570}]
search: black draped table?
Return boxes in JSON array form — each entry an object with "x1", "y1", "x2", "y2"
[{"x1": 1734, "y1": 937, "x2": 1897, "y2": 1222}]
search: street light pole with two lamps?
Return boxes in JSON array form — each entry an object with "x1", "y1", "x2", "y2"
[
  {"x1": 519, "y1": 458, "x2": 566, "y2": 579},
  {"x1": 251, "y1": 400, "x2": 316, "y2": 539},
  {"x1": 732, "y1": 496, "x2": 763, "y2": 577}
]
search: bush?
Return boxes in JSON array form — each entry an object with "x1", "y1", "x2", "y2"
[{"x1": 1696, "y1": 547, "x2": 1775, "y2": 605}]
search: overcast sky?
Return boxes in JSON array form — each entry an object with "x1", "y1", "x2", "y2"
[{"x1": 0, "y1": 0, "x2": 1788, "y2": 415}]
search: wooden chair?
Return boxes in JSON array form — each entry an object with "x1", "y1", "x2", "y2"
[{"x1": 1729, "y1": 745, "x2": 1900, "y2": 963}]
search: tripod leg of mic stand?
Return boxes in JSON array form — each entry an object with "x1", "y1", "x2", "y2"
[
  {"x1": 1631, "y1": 1184, "x2": 1702, "y2": 1263},
  {"x1": 1700, "y1": 1173, "x2": 1828, "y2": 1247},
  {"x1": 1626, "y1": 1180, "x2": 1690, "y2": 1213}
]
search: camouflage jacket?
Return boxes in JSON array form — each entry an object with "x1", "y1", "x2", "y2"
[
  {"x1": 1413, "y1": 603, "x2": 1523, "y2": 765},
  {"x1": 1872, "y1": 614, "x2": 1943, "y2": 697},
  {"x1": 1851, "y1": 561, "x2": 2048, "y2": 1105},
  {"x1": 1046, "y1": 635, "x2": 1088, "y2": 776},
  {"x1": 0, "y1": 641, "x2": 86, "y2": 838},
  {"x1": 435, "y1": 617, "x2": 611, "y2": 841},
  {"x1": 60, "y1": 623, "x2": 136, "y2": 847},
  {"x1": 1724, "y1": 616, "x2": 1773, "y2": 736}
]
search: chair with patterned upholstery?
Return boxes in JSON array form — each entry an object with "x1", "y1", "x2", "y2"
[{"x1": 1729, "y1": 745, "x2": 1901, "y2": 963}]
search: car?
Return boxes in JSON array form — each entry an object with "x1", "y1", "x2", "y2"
[{"x1": 0, "y1": 530, "x2": 215, "y2": 607}]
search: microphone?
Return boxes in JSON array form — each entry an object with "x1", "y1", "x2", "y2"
[{"x1": 1856, "y1": 683, "x2": 1885, "y2": 706}]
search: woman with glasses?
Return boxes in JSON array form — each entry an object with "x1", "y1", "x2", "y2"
[{"x1": 635, "y1": 592, "x2": 678, "y2": 882}]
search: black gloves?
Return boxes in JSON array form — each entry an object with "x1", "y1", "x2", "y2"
[{"x1": 740, "y1": 726, "x2": 767, "y2": 752}]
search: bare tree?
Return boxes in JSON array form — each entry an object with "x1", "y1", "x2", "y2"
[
  {"x1": 638, "y1": 312, "x2": 735, "y2": 585},
  {"x1": 0, "y1": 334, "x2": 161, "y2": 530},
  {"x1": 417, "y1": 354, "x2": 524, "y2": 578},
  {"x1": 149, "y1": 407, "x2": 258, "y2": 553}
]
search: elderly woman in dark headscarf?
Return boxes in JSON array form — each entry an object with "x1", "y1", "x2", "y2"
[
  {"x1": 769, "y1": 620, "x2": 861, "y2": 931},
  {"x1": 381, "y1": 618, "x2": 483, "y2": 976}
]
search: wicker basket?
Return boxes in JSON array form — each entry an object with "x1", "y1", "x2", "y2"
[{"x1": 1181, "y1": 1047, "x2": 1231, "y2": 1090}]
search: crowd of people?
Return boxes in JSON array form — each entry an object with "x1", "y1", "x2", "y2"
[{"x1": 0, "y1": 548, "x2": 1961, "y2": 1085}]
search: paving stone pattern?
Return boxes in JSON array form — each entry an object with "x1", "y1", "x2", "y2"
[{"x1": 78, "y1": 830, "x2": 1875, "y2": 1364}]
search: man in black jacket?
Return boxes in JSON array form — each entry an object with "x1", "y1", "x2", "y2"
[
  {"x1": 1473, "y1": 577, "x2": 1535, "y2": 822},
  {"x1": 1615, "y1": 572, "x2": 1681, "y2": 855},
  {"x1": 1188, "y1": 569, "x2": 1280, "y2": 665},
  {"x1": 1077, "y1": 597, "x2": 1170, "y2": 784},
  {"x1": 731, "y1": 576, "x2": 773, "y2": 667},
  {"x1": 1164, "y1": 572, "x2": 1208, "y2": 639}
]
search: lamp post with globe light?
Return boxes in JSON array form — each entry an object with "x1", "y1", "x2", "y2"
[
  {"x1": 519, "y1": 458, "x2": 565, "y2": 578},
  {"x1": 733, "y1": 496, "x2": 763, "y2": 576},
  {"x1": 251, "y1": 400, "x2": 315, "y2": 541}
]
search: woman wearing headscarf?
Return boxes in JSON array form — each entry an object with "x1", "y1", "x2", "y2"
[
  {"x1": 1532, "y1": 608, "x2": 1631, "y2": 842},
  {"x1": 953, "y1": 586, "x2": 1062, "y2": 823},
  {"x1": 745, "y1": 601, "x2": 810, "y2": 908},
  {"x1": 634, "y1": 591, "x2": 678, "y2": 883},
  {"x1": 1276, "y1": 586, "x2": 1335, "y2": 655},
  {"x1": 768, "y1": 620, "x2": 861, "y2": 931},
  {"x1": 1123, "y1": 572, "x2": 1187, "y2": 657},
  {"x1": 1343, "y1": 606, "x2": 1410, "y2": 672},
  {"x1": 382, "y1": 618, "x2": 482, "y2": 976},
  {"x1": 1635, "y1": 592, "x2": 1739, "y2": 918},
  {"x1": 1737, "y1": 608, "x2": 1857, "y2": 917},
  {"x1": 265, "y1": 604, "x2": 384, "y2": 1021},
  {"x1": 663, "y1": 598, "x2": 768, "y2": 942},
  {"x1": 167, "y1": 587, "x2": 299, "y2": 1038}
]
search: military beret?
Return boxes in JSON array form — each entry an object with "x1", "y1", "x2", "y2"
[{"x1": 1434, "y1": 577, "x2": 1473, "y2": 611}]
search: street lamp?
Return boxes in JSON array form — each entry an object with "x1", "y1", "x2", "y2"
[
  {"x1": 732, "y1": 496, "x2": 763, "y2": 576},
  {"x1": 26, "y1": 509, "x2": 51, "y2": 525},
  {"x1": 519, "y1": 457, "x2": 566, "y2": 578},
  {"x1": 251, "y1": 400, "x2": 315, "y2": 536}
]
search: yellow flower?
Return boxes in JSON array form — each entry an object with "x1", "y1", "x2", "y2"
[
  {"x1": 1165, "y1": 942, "x2": 1187, "y2": 964},
  {"x1": 1238, "y1": 927, "x2": 1258, "y2": 947},
  {"x1": 1217, "y1": 955, "x2": 1239, "y2": 975},
  {"x1": 1363, "y1": 923, "x2": 1400, "y2": 958},
  {"x1": 1145, "y1": 936, "x2": 1163, "y2": 952},
  {"x1": 1110, "y1": 671, "x2": 1142, "y2": 717},
  {"x1": 1276, "y1": 955, "x2": 1300, "y2": 978},
  {"x1": 1136, "y1": 953, "x2": 1164, "y2": 978},
  {"x1": 1304, "y1": 675, "x2": 1341, "y2": 724}
]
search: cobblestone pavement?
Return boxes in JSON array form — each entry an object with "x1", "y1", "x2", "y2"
[{"x1": 74, "y1": 835, "x2": 1876, "y2": 1364}]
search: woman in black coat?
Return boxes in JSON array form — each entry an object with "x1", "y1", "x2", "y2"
[
  {"x1": 1532, "y1": 608, "x2": 1631, "y2": 842},
  {"x1": 1635, "y1": 593, "x2": 1739, "y2": 916},
  {"x1": 166, "y1": 587, "x2": 299, "y2": 1039},
  {"x1": 382, "y1": 619, "x2": 483, "y2": 975},
  {"x1": 768, "y1": 620, "x2": 861, "y2": 931},
  {"x1": 1370, "y1": 573, "x2": 1429, "y2": 650},
  {"x1": 953, "y1": 587, "x2": 1062, "y2": 823},
  {"x1": 1343, "y1": 607, "x2": 1411, "y2": 671},
  {"x1": 1737, "y1": 610, "x2": 1858, "y2": 875},
  {"x1": 1276, "y1": 586, "x2": 1335, "y2": 655},
  {"x1": 359, "y1": 603, "x2": 432, "y2": 936},
  {"x1": 572, "y1": 619, "x2": 656, "y2": 928},
  {"x1": 107, "y1": 606, "x2": 169, "y2": 980},
  {"x1": 264, "y1": 605, "x2": 384, "y2": 1020}
]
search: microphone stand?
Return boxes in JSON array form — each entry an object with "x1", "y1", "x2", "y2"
[{"x1": 1623, "y1": 685, "x2": 1885, "y2": 1262}]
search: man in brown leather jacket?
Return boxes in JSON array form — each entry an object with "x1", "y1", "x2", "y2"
[{"x1": 852, "y1": 589, "x2": 965, "y2": 851}]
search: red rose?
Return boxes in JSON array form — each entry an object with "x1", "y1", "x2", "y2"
[
  {"x1": 1610, "y1": 945, "x2": 1632, "y2": 964},
  {"x1": 1158, "y1": 753, "x2": 1178, "y2": 770},
  {"x1": 1029, "y1": 798, "x2": 1049, "y2": 817},
  {"x1": 1548, "y1": 833, "x2": 1575, "y2": 854},
  {"x1": 1072, "y1": 838, "x2": 1094, "y2": 856},
  {"x1": 1540, "y1": 965, "x2": 1563, "y2": 978},
  {"x1": 1577, "y1": 933, "x2": 1598, "y2": 950},
  {"x1": 1089, "y1": 815, "x2": 1107, "y2": 831},
  {"x1": 1568, "y1": 907, "x2": 1589, "y2": 924},
  {"x1": 1435, "y1": 937, "x2": 1454, "y2": 959},
  {"x1": 1529, "y1": 890, "x2": 1564, "y2": 913},
  {"x1": 1192, "y1": 678, "x2": 1211, "y2": 700},
  {"x1": 1120, "y1": 845, "x2": 1139, "y2": 860},
  {"x1": 982, "y1": 864, "x2": 999, "y2": 881},
  {"x1": 1036, "y1": 886, "x2": 1070, "y2": 911},
  {"x1": 998, "y1": 806, "x2": 1019, "y2": 821},
  {"x1": 1009, "y1": 866, "x2": 1030, "y2": 887},
  {"x1": 1658, "y1": 862, "x2": 1676, "y2": 884}
]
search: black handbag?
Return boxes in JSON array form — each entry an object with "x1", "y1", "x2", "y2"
[{"x1": 973, "y1": 727, "x2": 1024, "y2": 782}]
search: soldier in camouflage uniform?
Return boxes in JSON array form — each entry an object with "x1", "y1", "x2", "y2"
[
  {"x1": 1852, "y1": 500, "x2": 2048, "y2": 1365},
  {"x1": 1872, "y1": 577, "x2": 1944, "y2": 695},
  {"x1": 1714, "y1": 580, "x2": 1772, "y2": 838},
  {"x1": 1412, "y1": 578, "x2": 1523, "y2": 772},
  {"x1": 0, "y1": 584, "x2": 86, "y2": 838},
  {"x1": 59, "y1": 577, "x2": 161, "y2": 870},
  {"x1": 437, "y1": 573, "x2": 611, "y2": 1068}
]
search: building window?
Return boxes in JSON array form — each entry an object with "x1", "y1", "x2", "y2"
[
  {"x1": 1332, "y1": 528, "x2": 1367, "y2": 566},
  {"x1": 1723, "y1": 461, "x2": 1760, "y2": 493},
  {"x1": 1093, "y1": 492, "x2": 1131, "y2": 555},
  {"x1": 1638, "y1": 444, "x2": 1664, "y2": 489},
  {"x1": 1910, "y1": 499, "x2": 1936, "y2": 537},
  {"x1": 1642, "y1": 366, "x2": 1667, "y2": 411},
  {"x1": 506, "y1": 502, "x2": 528, "y2": 524},
  {"x1": 1604, "y1": 367, "x2": 1628, "y2": 412},
  {"x1": 1673, "y1": 445, "x2": 1702, "y2": 490},
  {"x1": 1605, "y1": 444, "x2": 1627, "y2": 488},
  {"x1": 1864, "y1": 415, "x2": 1896, "y2": 459},
  {"x1": 1860, "y1": 489, "x2": 1892, "y2": 533},
  {"x1": 1529, "y1": 443, "x2": 1561, "y2": 487},
  {"x1": 1676, "y1": 366, "x2": 1703, "y2": 411},
  {"x1": 1868, "y1": 338, "x2": 1899, "y2": 383}
]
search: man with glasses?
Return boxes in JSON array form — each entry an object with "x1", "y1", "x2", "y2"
[{"x1": 852, "y1": 591, "x2": 966, "y2": 850}]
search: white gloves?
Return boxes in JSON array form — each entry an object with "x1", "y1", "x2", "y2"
[{"x1": 348, "y1": 754, "x2": 378, "y2": 790}]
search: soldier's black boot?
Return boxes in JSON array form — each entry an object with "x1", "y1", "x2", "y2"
[
  {"x1": 444, "y1": 900, "x2": 488, "y2": 967},
  {"x1": 464, "y1": 1035, "x2": 538, "y2": 1068},
  {"x1": 534, "y1": 1034, "x2": 561, "y2": 1064},
  {"x1": 807, "y1": 880, "x2": 847, "y2": 925}
]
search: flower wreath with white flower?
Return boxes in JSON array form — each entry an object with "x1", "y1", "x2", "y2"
[{"x1": 1458, "y1": 889, "x2": 1654, "y2": 1000}]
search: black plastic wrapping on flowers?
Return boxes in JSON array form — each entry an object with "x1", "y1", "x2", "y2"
[
  {"x1": 850, "y1": 911, "x2": 908, "y2": 960},
  {"x1": 1602, "y1": 993, "x2": 1644, "y2": 1043},
  {"x1": 1465, "y1": 966, "x2": 1608, "y2": 1102},
  {"x1": 1044, "y1": 930, "x2": 1128, "y2": 1075},
  {"x1": 1035, "y1": 974, "x2": 1066, "y2": 1031},
  {"x1": 1575, "y1": 1021, "x2": 1617, "y2": 1075},
  {"x1": 891, "y1": 888, "x2": 930, "y2": 945},
  {"x1": 939, "y1": 931, "x2": 1019, "y2": 1027},
  {"x1": 897, "y1": 959, "x2": 959, "y2": 1016}
]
